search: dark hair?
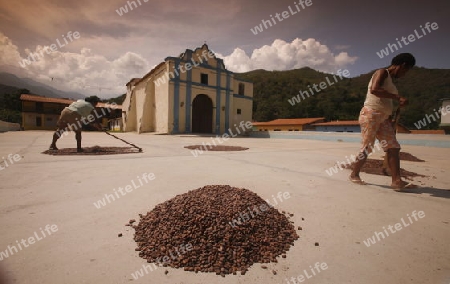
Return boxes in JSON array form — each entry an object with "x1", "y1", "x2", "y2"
[
  {"x1": 85, "y1": 97, "x2": 100, "y2": 105},
  {"x1": 391, "y1": 53, "x2": 416, "y2": 68}
]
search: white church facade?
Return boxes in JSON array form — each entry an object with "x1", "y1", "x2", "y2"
[{"x1": 121, "y1": 44, "x2": 253, "y2": 134}]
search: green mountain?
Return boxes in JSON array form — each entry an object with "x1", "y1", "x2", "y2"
[
  {"x1": 2, "y1": 68, "x2": 449, "y2": 130},
  {"x1": 235, "y1": 67, "x2": 450, "y2": 130}
]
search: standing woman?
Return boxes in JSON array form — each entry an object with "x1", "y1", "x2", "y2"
[{"x1": 350, "y1": 53, "x2": 416, "y2": 190}]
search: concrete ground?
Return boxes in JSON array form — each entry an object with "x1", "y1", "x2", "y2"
[{"x1": 0, "y1": 130, "x2": 449, "y2": 284}]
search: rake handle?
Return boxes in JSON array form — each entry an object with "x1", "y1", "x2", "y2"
[{"x1": 103, "y1": 131, "x2": 142, "y2": 152}]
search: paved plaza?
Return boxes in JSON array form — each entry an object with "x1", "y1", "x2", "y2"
[{"x1": 0, "y1": 131, "x2": 449, "y2": 284}]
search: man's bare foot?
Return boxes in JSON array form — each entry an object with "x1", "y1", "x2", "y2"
[
  {"x1": 349, "y1": 175, "x2": 367, "y2": 185},
  {"x1": 49, "y1": 144, "x2": 58, "y2": 150},
  {"x1": 391, "y1": 180, "x2": 417, "y2": 191}
]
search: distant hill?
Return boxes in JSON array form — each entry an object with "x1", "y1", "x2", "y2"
[
  {"x1": 235, "y1": 67, "x2": 450, "y2": 130},
  {"x1": 0, "y1": 84, "x2": 21, "y2": 96},
  {"x1": 1, "y1": 68, "x2": 448, "y2": 129},
  {"x1": 0, "y1": 72, "x2": 86, "y2": 100},
  {"x1": 107, "y1": 93, "x2": 126, "y2": 105}
]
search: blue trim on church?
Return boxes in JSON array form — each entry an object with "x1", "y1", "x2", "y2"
[
  {"x1": 169, "y1": 80, "x2": 230, "y2": 92},
  {"x1": 225, "y1": 74, "x2": 231, "y2": 131},
  {"x1": 215, "y1": 68, "x2": 221, "y2": 135},
  {"x1": 172, "y1": 59, "x2": 180, "y2": 133},
  {"x1": 186, "y1": 68, "x2": 192, "y2": 133},
  {"x1": 233, "y1": 94, "x2": 253, "y2": 101}
]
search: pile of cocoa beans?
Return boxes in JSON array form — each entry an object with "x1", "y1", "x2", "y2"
[{"x1": 132, "y1": 185, "x2": 299, "y2": 276}]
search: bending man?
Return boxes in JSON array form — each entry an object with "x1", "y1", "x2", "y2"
[{"x1": 50, "y1": 97, "x2": 103, "y2": 152}]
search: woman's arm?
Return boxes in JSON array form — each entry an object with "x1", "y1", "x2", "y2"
[
  {"x1": 370, "y1": 69, "x2": 408, "y2": 107},
  {"x1": 370, "y1": 69, "x2": 400, "y2": 100}
]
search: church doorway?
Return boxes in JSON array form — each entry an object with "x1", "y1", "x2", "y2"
[{"x1": 192, "y1": 94, "x2": 213, "y2": 133}]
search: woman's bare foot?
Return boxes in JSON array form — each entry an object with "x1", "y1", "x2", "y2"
[
  {"x1": 49, "y1": 144, "x2": 58, "y2": 150},
  {"x1": 391, "y1": 180, "x2": 416, "y2": 191}
]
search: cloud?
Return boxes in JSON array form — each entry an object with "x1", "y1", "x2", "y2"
[
  {"x1": 0, "y1": 32, "x2": 149, "y2": 97},
  {"x1": 0, "y1": 32, "x2": 357, "y2": 98},
  {"x1": 216, "y1": 38, "x2": 358, "y2": 73},
  {"x1": 0, "y1": 33, "x2": 23, "y2": 66}
]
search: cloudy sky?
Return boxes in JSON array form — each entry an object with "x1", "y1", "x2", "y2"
[{"x1": 0, "y1": 0, "x2": 448, "y2": 98}]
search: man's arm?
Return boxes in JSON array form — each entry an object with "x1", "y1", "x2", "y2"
[
  {"x1": 91, "y1": 120, "x2": 103, "y2": 130},
  {"x1": 91, "y1": 121, "x2": 103, "y2": 131},
  {"x1": 88, "y1": 110, "x2": 104, "y2": 130}
]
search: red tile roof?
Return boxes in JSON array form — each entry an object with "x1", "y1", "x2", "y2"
[
  {"x1": 20, "y1": 94, "x2": 122, "y2": 109},
  {"x1": 252, "y1": 118, "x2": 325, "y2": 126},
  {"x1": 20, "y1": 94, "x2": 75, "y2": 104},
  {"x1": 312, "y1": 120, "x2": 360, "y2": 126},
  {"x1": 410, "y1": 130, "x2": 446, "y2": 135}
]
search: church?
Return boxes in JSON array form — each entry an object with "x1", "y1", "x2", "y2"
[{"x1": 121, "y1": 44, "x2": 253, "y2": 134}]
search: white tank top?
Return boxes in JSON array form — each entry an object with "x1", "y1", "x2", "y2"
[
  {"x1": 67, "y1": 100, "x2": 94, "y2": 117},
  {"x1": 364, "y1": 69, "x2": 398, "y2": 117}
]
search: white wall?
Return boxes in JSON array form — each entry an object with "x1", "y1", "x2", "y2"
[
  {"x1": 122, "y1": 87, "x2": 137, "y2": 132},
  {"x1": 442, "y1": 100, "x2": 450, "y2": 124},
  {"x1": 154, "y1": 63, "x2": 170, "y2": 133},
  {"x1": 134, "y1": 81, "x2": 146, "y2": 133}
]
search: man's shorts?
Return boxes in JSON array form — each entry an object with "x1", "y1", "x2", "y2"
[
  {"x1": 359, "y1": 106, "x2": 400, "y2": 153},
  {"x1": 57, "y1": 108, "x2": 82, "y2": 131}
]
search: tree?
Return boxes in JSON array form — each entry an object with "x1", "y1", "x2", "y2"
[{"x1": 0, "y1": 88, "x2": 29, "y2": 123}]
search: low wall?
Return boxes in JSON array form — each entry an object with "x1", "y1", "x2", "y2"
[
  {"x1": 249, "y1": 130, "x2": 450, "y2": 148},
  {"x1": 0, "y1": 120, "x2": 21, "y2": 132}
]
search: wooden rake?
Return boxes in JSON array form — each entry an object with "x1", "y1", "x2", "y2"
[{"x1": 104, "y1": 131, "x2": 143, "y2": 152}]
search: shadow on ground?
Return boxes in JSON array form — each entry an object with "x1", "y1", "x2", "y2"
[
  {"x1": 400, "y1": 186, "x2": 450, "y2": 199},
  {"x1": 377, "y1": 185, "x2": 450, "y2": 199},
  {"x1": 42, "y1": 146, "x2": 141, "y2": 155}
]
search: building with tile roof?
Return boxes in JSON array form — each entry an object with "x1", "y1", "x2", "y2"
[
  {"x1": 312, "y1": 120, "x2": 361, "y2": 132},
  {"x1": 252, "y1": 118, "x2": 325, "y2": 131},
  {"x1": 20, "y1": 94, "x2": 122, "y2": 130}
]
